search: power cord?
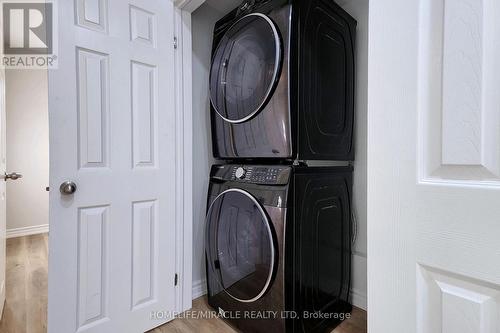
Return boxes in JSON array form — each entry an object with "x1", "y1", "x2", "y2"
[{"x1": 351, "y1": 209, "x2": 358, "y2": 246}]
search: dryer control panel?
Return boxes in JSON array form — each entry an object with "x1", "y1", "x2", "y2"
[{"x1": 211, "y1": 165, "x2": 291, "y2": 185}]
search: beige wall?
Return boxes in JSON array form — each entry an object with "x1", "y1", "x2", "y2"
[{"x1": 5, "y1": 69, "x2": 49, "y2": 232}]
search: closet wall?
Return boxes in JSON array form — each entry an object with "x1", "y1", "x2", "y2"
[
  {"x1": 338, "y1": 0, "x2": 369, "y2": 310},
  {"x1": 191, "y1": 2, "x2": 224, "y2": 298}
]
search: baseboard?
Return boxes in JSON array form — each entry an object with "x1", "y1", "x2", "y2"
[
  {"x1": 351, "y1": 253, "x2": 367, "y2": 311},
  {"x1": 0, "y1": 280, "x2": 4, "y2": 320},
  {"x1": 6, "y1": 224, "x2": 49, "y2": 239},
  {"x1": 193, "y1": 279, "x2": 367, "y2": 312},
  {"x1": 351, "y1": 287, "x2": 367, "y2": 311},
  {"x1": 192, "y1": 279, "x2": 207, "y2": 299}
]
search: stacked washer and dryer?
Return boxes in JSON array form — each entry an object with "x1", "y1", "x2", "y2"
[{"x1": 205, "y1": 0, "x2": 356, "y2": 332}]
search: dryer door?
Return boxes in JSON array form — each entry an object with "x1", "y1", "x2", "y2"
[
  {"x1": 210, "y1": 13, "x2": 282, "y2": 124},
  {"x1": 206, "y1": 189, "x2": 276, "y2": 303}
]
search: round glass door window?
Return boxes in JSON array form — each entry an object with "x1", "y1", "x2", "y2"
[
  {"x1": 206, "y1": 189, "x2": 275, "y2": 302},
  {"x1": 209, "y1": 13, "x2": 282, "y2": 123}
]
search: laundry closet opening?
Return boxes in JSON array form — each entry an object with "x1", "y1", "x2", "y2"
[{"x1": 191, "y1": 0, "x2": 369, "y2": 327}]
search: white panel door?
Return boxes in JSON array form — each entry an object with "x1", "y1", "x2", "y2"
[
  {"x1": 368, "y1": 0, "x2": 500, "y2": 332},
  {"x1": 48, "y1": 0, "x2": 176, "y2": 332}
]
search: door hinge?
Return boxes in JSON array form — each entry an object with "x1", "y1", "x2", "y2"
[
  {"x1": 174, "y1": 273, "x2": 179, "y2": 286},
  {"x1": 173, "y1": 37, "x2": 178, "y2": 49}
]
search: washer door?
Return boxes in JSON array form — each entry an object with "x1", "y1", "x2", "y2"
[
  {"x1": 210, "y1": 13, "x2": 282, "y2": 124},
  {"x1": 206, "y1": 189, "x2": 276, "y2": 302}
]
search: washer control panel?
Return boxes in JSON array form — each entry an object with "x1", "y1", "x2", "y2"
[{"x1": 212, "y1": 165, "x2": 291, "y2": 185}]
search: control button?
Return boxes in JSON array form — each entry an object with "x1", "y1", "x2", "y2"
[{"x1": 235, "y1": 167, "x2": 246, "y2": 179}]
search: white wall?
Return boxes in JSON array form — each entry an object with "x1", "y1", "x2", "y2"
[
  {"x1": 338, "y1": 0, "x2": 369, "y2": 310},
  {"x1": 5, "y1": 69, "x2": 49, "y2": 236},
  {"x1": 191, "y1": 2, "x2": 225, "y2": 298}
]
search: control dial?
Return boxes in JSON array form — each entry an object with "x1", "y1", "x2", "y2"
[{"x1": 235, "y1": 167, "x2": 246, "y2": 180}]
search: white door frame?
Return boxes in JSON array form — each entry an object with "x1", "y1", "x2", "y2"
[{"x1": 171, "y1": 0, "x2": 205, "y2": 313}]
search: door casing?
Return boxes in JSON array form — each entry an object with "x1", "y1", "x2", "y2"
[{"x1": 171, "y1": 0, "x2": 208, "y2": 313}]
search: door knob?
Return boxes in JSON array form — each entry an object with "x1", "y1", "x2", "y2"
[
  {"x1": 4, "y1": 172, "x2": 22, "y2": 181},
  {"x1": 60, "y1": 181, "x2": 77, "y2": 195}
]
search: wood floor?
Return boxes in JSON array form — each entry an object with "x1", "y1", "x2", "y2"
[
  {"x1": 0, "y1": 234, "x2": 366, "y2": 333},
  {"x1": 0, "y1": 234, "x2": 48, "y2": 333}
]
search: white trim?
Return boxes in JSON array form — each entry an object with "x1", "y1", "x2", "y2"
[
  {"x1": 172, "y1": 0, "x2": 205, "y2": 315},
  {"x1": 351, "y1": 287, "x2": 367, "y2": 311},
  {"x1": 174, "y1": 0, "x2": 205, "y2": 13},
  {"x1": 192, "y1": 281, "x2": 368, "y2": 311},
  {"x1": 0, "y1": 280, "x2": 5, "y2": 318},
  {"x1": 351, "y1": 252, "x2": 367, "y2": 311},
  {"x1": 7, "y1": 224, "x2": 49, "y2": 238},
  {"x1": 192, "y1": 279, "x2": 207, "y2": 300}
]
